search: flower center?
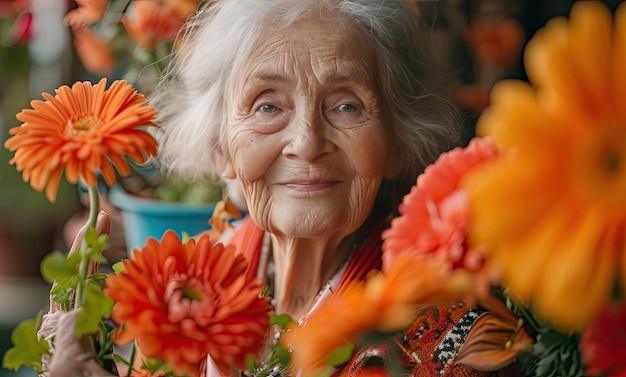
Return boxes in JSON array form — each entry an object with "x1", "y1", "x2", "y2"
[
  {"x1": 604, "y1": 150, "x2": 621, "y2": 176},
  {"x1": 575, "y1": 121, "x2": 626, "y2": 210},
  {"x1": 181, "y1": 284, "x2": 202, "y2": 301},
  {"x1": 66, "y1": 115, "x2": 102, "y2": 134},
  {"x1": 165, "y1": 276, "x2": 216, "y2": 326}
]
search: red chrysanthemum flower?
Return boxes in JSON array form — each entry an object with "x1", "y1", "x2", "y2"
[
  {"x1": 381, "y1": 137, "x2": 498, "y2": 296},
  {"x1": 105, "y1": 231, "x2": 271, "y2": 377},
  {"x1": 4, "y1": 79, "x2": 157, "y2": 202},
  {"x1": 580, "y1": 301, "x2": 626, "y2": 377}
]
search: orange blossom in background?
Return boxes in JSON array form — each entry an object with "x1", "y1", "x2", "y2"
[
  {"x1": 121, "y1": 0, "x2": 191, "y2": 51},
  {"x1": 64, "y1": 0, "x2": 109, "y2": 28}
]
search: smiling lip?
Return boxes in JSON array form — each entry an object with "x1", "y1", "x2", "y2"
[{"x1": 281, "y1": 180, "x2": 340, "y2": 192}]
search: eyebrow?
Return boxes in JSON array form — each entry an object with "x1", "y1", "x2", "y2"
[
  {"x1": 328, "y1": 72, "x2": 369, "y2": 84},
  {"x1": 247, "y1": 72, "x2": 289, "y2": 85}
]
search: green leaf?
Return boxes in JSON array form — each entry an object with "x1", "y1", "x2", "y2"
[
  {"x1": 112, "y1": 261, "x2": 126, "y2": 274},
  {"x1": 40, "y1": 251, "x2": 79, "y2": 285},
  {"x1": 2, "y1": 312, "x2": 50, "y2": 373},
  {"x1": 75, "y1": 283, "x2": 114, "y2": 337},
  {"x1": 325, "y1": 342, "x2": 354, "y2": 367},
  {"x1": 269, "y1": 312, "x2": 293, "y2": 329},
  {"x1": 89, "y1": 272, "x2": 109, "y2": 286},
  {"x1": 532, "y1": 329, "x2": 583, "y2": 377},
  {"x1": 271, "y1": 344, "x2": 291, "y2": 367},
  {"x1": 317, "y1": 366, "x2": 335, "y2": 377},
  {"x1": 50, "y1": 283, "x2": 74, "y2": 309},
  {"x1": 112, "y1": 354, "x2": 133, "y2": 368},
  {"x1": 84, "y1": 226, "x2": 98, "y2": 247},
  {"x1": 83, "y1": 227, "x2": 109, "y2": 263}
]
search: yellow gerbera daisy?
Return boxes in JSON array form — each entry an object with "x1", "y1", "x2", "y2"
[{"x1": 464, "y1": 1, "x2": 626, "y2": 331}]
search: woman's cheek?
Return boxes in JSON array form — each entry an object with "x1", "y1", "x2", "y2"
[{"x1": 226, "y1": 133, "x2": 271, "y2": 182}]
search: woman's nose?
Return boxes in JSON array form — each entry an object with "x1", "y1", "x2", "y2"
[{"x1": 282, "y1": 109, "x2": 335, "y2": 162}]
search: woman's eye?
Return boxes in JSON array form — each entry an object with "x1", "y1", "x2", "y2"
[
  {"x1": 257, "y1": 104, "x2": 278, "y2": 113},
  {"x1": 337, "y1": 103, "x2": 358, "y2": 113}
]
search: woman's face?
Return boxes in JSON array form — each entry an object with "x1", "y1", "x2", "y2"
[{"x1": 223, "y1": 15, "x2": 393, "y2": 239}]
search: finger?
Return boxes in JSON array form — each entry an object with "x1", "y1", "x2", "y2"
[
  {"x1": 69, "y1": 211, "x2": 112, "y2": 255},
  {"x1": 95, "y1": 211, "x2": 112, "y2": 237}
]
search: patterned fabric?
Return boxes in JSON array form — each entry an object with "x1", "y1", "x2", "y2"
[
  {"x1": 338, "y1": 303, "x2": 496, "y2": 377},
  {"x1": 401, "y1": 303, "x2": 490, "y2": 377}
]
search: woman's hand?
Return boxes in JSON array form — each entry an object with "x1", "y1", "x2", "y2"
[
  {"x1": 38, "y1": 211, "x2": 118, "y2": 377},
  {"x1": 49, "y1": 210, "x2": 112, "y2": 313}
]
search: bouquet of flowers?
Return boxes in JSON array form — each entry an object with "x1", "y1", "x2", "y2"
[{"x1": 2, "y1": 1, "x2": 626, "y2": 377}]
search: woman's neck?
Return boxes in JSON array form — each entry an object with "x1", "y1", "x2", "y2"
[{"x1": 270, "y1": 234, "x2": 355, "y2": 320}]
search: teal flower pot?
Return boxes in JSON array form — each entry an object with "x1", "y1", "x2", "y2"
[{"x1": 108, "y1": 185, "x2": 216, "y2": 255}]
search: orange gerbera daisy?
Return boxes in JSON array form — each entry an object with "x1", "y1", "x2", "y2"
[
  {"x1": 382, "y1": 137, "x2": 498, "y2": 298},
  {"x1": 464, "y1": 1, "x2": 626, "y2": 331},
  {"x1": 580, "y1": 301, "x2": 626, "y2": 377},
  {"x1": 121, "y1": 0, "x2": 185, "y2": 51},
  {"x1": 105, "y1": 231, "x2": 271, "y2": 377},
  {"x1": 4, "y1": 79, "x2": 157, "y2": 202}
]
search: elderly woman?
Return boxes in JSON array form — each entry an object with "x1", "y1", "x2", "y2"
[
  {"x1": 45, "y1": 0, "x2": 517, "y2": 376},
  {"x1": 148, "y1": 1, "x2": 507, "y2": 376},
  {"x1": 154, "y1": 0, "x2": 460, "y2": 316}
]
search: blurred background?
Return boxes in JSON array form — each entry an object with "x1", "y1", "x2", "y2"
[
  {"x1": 0, "y1": 0, "x2": 621, "y2": 376},
  {"x1": 1, "y1": 1, "x2": 81, "y2": 376}
]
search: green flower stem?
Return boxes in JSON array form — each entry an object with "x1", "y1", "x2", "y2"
[
  {"x1": 88, "y1": 186, "x2": 100, "y2": 229},
  {"x1": 75, "y1": 185, "x2": 101, "y2": 308},
  {"x1": 126, "y1": 342, "x2": 136, "y2": 377}
]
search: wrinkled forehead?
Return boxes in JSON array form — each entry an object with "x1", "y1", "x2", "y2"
[{"x1": 232, "y1": 13, "x2": 380, "y2": 95}]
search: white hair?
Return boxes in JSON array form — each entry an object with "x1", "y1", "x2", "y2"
[{"x1": 150, "y1": 0, "x2": 463, "y2": 184}]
